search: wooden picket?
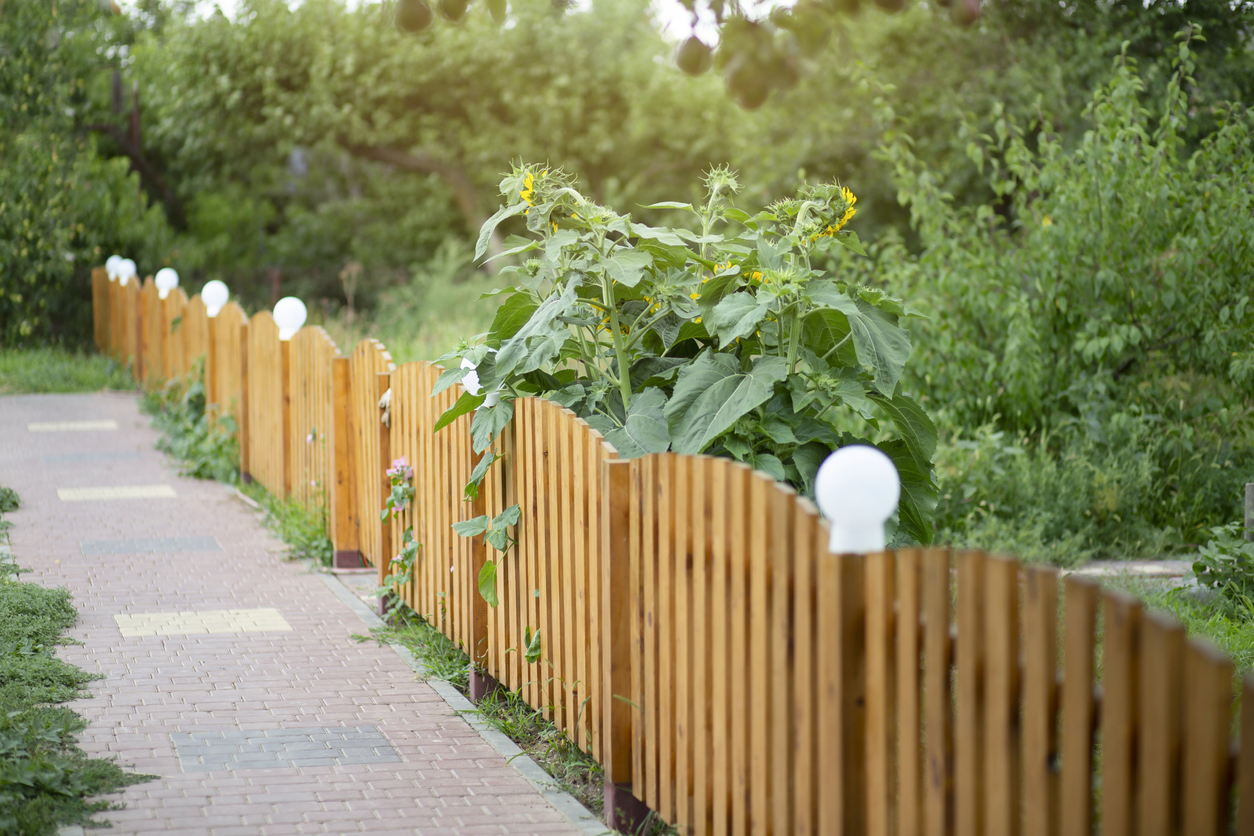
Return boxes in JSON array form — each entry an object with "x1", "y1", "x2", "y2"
[
  {"x1": 140, "y1": 278, "x2": 161, "y2": 386},
  {"x1": 245, "y1": 311, "x2": 284, "y2": 499},
  {"x1": 210, "y1": 302, "x2": 248, "y2": 428},
  {"x1": 347, "y1": 339, "x2": 394, "y2": 571},
  {"x1": 184, "y1": 293, "x2": 210, "y2": 380},
  {"x1": 88, "y1": 266, "x2": 1254, "y2": 836},
  {"x1": 286, "y1": 326, "x2": 337, "y2": 510},
  {"x1": 164, "y1": 287, "x2": 189, "y2": 380}
]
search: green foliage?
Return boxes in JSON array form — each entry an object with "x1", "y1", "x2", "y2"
[
  {"x1": 933, "y1": 420, "x2": 1170, "y2": 567},
  {"x1": 0, "y1": 0, "x2": 175, "y2": 346},
  {"x1": 872, "y1": 30, "x2": 1254, "y2": 553},
  {"x1": 141, "y1": 360, "x2": 240, "y2": 483},
  {"x1": 1191, "y1": 523, "x2": 1254, "y2": 610},
  {"x1": 440, "y1": 163, "x2": 937, "y2": 543},
  {"x1": 0, "y1": 348, "x2": 133, "y2": 394},
  {"x1": 0, "y1": 488, "x2": 17, "y2": 515},
  {"x1": 0, "y1": 568, "x2": 151, "y2": 835}
]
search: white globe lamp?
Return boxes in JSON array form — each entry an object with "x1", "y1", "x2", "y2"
[
  {"x1": 814, "y1": 444, "x2": 901, "y2": 554},
  {"x1": 459, "y1": 351, "x2": 500, "y2": 407},
  {"x1": 155, "y1": 268, "x2": 179, "y2": 300},
  {"x1": 201, "y1": 280, "x2": 229, "y2": 317},
  {"x1": 105, "y1": 255, "x2": 123, "y2": 280},
  {"x1": 118, "y1": 258, "x2": 137, "y2": 287},
  {"x1": 274, "y1": 296, "x2": 307, "y2": 340}
]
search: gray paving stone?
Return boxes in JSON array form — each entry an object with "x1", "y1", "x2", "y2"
[
  {"x1": 79, "y1": 536, "x2": 221, "y2": 555},
  {"x1": 43, "y1": 451, "x2": 141, "y2": 463}
]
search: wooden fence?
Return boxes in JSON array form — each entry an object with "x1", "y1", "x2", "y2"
[{"x1": 92, "y1": 270, "x2": 1254, "y2": 836}]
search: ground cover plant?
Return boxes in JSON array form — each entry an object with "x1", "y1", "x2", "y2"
[
  {"x1": 140, "y1": 360, "x2": 241, "y2": 483},
  {"x1": 0, "y1": 348, "x2": 133, "y2": 394},
  {"x1": 0, "y1": 487, "x2": 151, "y2": 835}
]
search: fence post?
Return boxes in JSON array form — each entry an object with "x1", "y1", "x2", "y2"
[
  {"x1": 92, "y1": 267, "x2": 108, "y2": 352},
  {"x1": 601, "y1": 457, "x2": 648, "y2": 831},
  {"x1": 280, "y1": 339, "x2": 292, "y2": 498},
  {"x1": 330, "y1": 356, "x2": 360, "y2": 568},
  {"x1": 136, "y1": 278, "x2": 149, "y2": 384},
  {"x1": 376, "y1": 372, "x2": 393, "y2": 612},
  {"x1": 207, "y1": 312, "x2": 220, "y2": 413},
  {"x1": 238, "y1": 320, "x2": 251, "y2": 482}
]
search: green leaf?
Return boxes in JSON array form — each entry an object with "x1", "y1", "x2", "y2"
[
  {"x1": 747, "y1": 451, "x2": 786, "y2": 481},
  {"x1": 880, "y1": 439, "x2": 937, "y2": 546},
  {"x1": 629, "y1": 222, "x2": 688, "y2": 247},
  {"x1": 759, "y1": 413, "x2": 799, "y2": 445},
  {"x1": 524, "y1": 626, "x2": 542, "y2": 664},
  {"x1": 471, "y1": 399, "x2": 514, "y2": 453},
  {"x1": 666, "y1": 353, "x2": 789, "y2": 454},
  {"x1": 432, "y1": 364, "x2": 471, "y2": 397},
  {"x1": 478, "y1": 559, "x2": 499, "y2": 607},
  {"x1": 708, "y1": 292, "x2": 770, "y2": 346},
  {"x1": 807, "y1": 288, "x2": 912, "y2": 396},
  {"x1": 453, "y1": 515, "x2": 491, "y2": 537},
  {"x1": 495, "y1": 279, "x2": 579, "y2": 379},
  {"x1": 604, "y1": 388, "x2": 670, "y2": 458},
  {"x1": 485, "y1": 239, "x2": 539, "y2": 263},
  {"x1": 488, "y1": 294, "x2": 538, "y2": 343},
  {"x1": 494, "y1": 503, "x2": 522, "y2": 527},
  {"x1": 434, "y1": 390, "x2": 486, "y2": 434},
  {"x1": 464, "y1": 449, "x2": 501, "y2": 501},
  {"x1": 641, "y1": 201, "x2": 693, "y2": 210},
  {"x1": 600, "y1": 248, "x2": 654, "y2": 288},
  {"x1": 868, "y1": 392, "x2": 937, "y2": 468},
  {"x1": 475, "y1": 202, "x2": 527, "y2": 262}
]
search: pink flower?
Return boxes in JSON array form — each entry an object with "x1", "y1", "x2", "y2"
[{"x1": 306, "y1": 433, "x2": 313, "y2": 444}]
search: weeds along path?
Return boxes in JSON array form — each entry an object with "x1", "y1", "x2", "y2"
[{"x1": 0, "y1": 392, "x2": 584, "y2": 836}]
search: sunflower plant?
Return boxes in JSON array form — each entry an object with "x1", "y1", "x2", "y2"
[{"x1": 437, "y1": 163, "x2": 937, "y2": 600}]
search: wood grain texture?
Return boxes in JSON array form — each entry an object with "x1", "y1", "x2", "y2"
[{"x1": 1060, "y1": 576, "x2": 1098, "y2": 836}]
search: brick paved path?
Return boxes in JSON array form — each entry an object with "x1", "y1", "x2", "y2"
[{"x1": 0, "y1": 392, "x2": 587, "y2": 836}]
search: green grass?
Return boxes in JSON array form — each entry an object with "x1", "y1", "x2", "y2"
[
  {"x1": 0, "y1": 488, "x2": 152, "y2": 835},
  {"x1": 239, "y1": 479, "x2": 333, "y2": 567},
  {"x1": 0, "y1": 347, "x2": 133, "y2": 394},
  {"x1": 1103, "y1": 574, "x2": 1254, "y2": 679}
]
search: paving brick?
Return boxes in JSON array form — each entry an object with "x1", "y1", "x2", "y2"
[{"x1": 0, "y1": 392, "x2": 586, "y2": 835}]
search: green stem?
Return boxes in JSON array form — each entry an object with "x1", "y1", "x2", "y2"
[
  {"x1": 603, "y1": 274, "x2": 633, "y2": 409},
  {"x1": 787, "y1": 312, "x2": 802, "y2": 375},
  {"x1": 820, "y1": 332, "x2": 853, "y2": 362}
]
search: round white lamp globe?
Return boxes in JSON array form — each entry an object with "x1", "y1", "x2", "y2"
[
  {"x1": 154, "y1": 268, "x2": 179, "y2": 300},
  {"x1": 273, "y1": 296, "x2": 307, "y2": 340},
  {"x1": 814, "y1": 444, "x2": 901, "y2": 554},
  {"x1": 458, "y1": 351, "x2": 500, "y2": 407},
  {"x1": 118, "y1": 258, "x2": 137, "y2": 287},
  {"x1": 201, "y1": 280, "x2": 229, "y2": 317},
  {"x1": 105, "y1": 255, "x2": 123, "y2": 280}
]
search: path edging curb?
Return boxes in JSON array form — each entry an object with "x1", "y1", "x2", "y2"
[{"x1": 315, "y1": 573, "x2": 612, "y2": 836}]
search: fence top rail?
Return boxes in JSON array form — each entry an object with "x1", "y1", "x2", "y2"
[
  {"x1": 292, "y1": 323, "x2": 342, "y2": 357},
  {"x1": 350, "y1": 337, "x2": 396, "y2": 372}
]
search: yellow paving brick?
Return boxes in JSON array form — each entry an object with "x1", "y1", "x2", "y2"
[
  {"x1": 114, "y1": 608, "x2": 293, "y2": 637},
  {"x1": 57, "y1": 485, "x2": 177, "y2": 502},
  {"x1": 27, "y1": 420, "x2": 119, "y2": 432}
]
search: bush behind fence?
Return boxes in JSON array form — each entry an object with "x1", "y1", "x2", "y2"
[{"x1": 95, "y1": 268, "x2": 1254, "y2": 836}]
